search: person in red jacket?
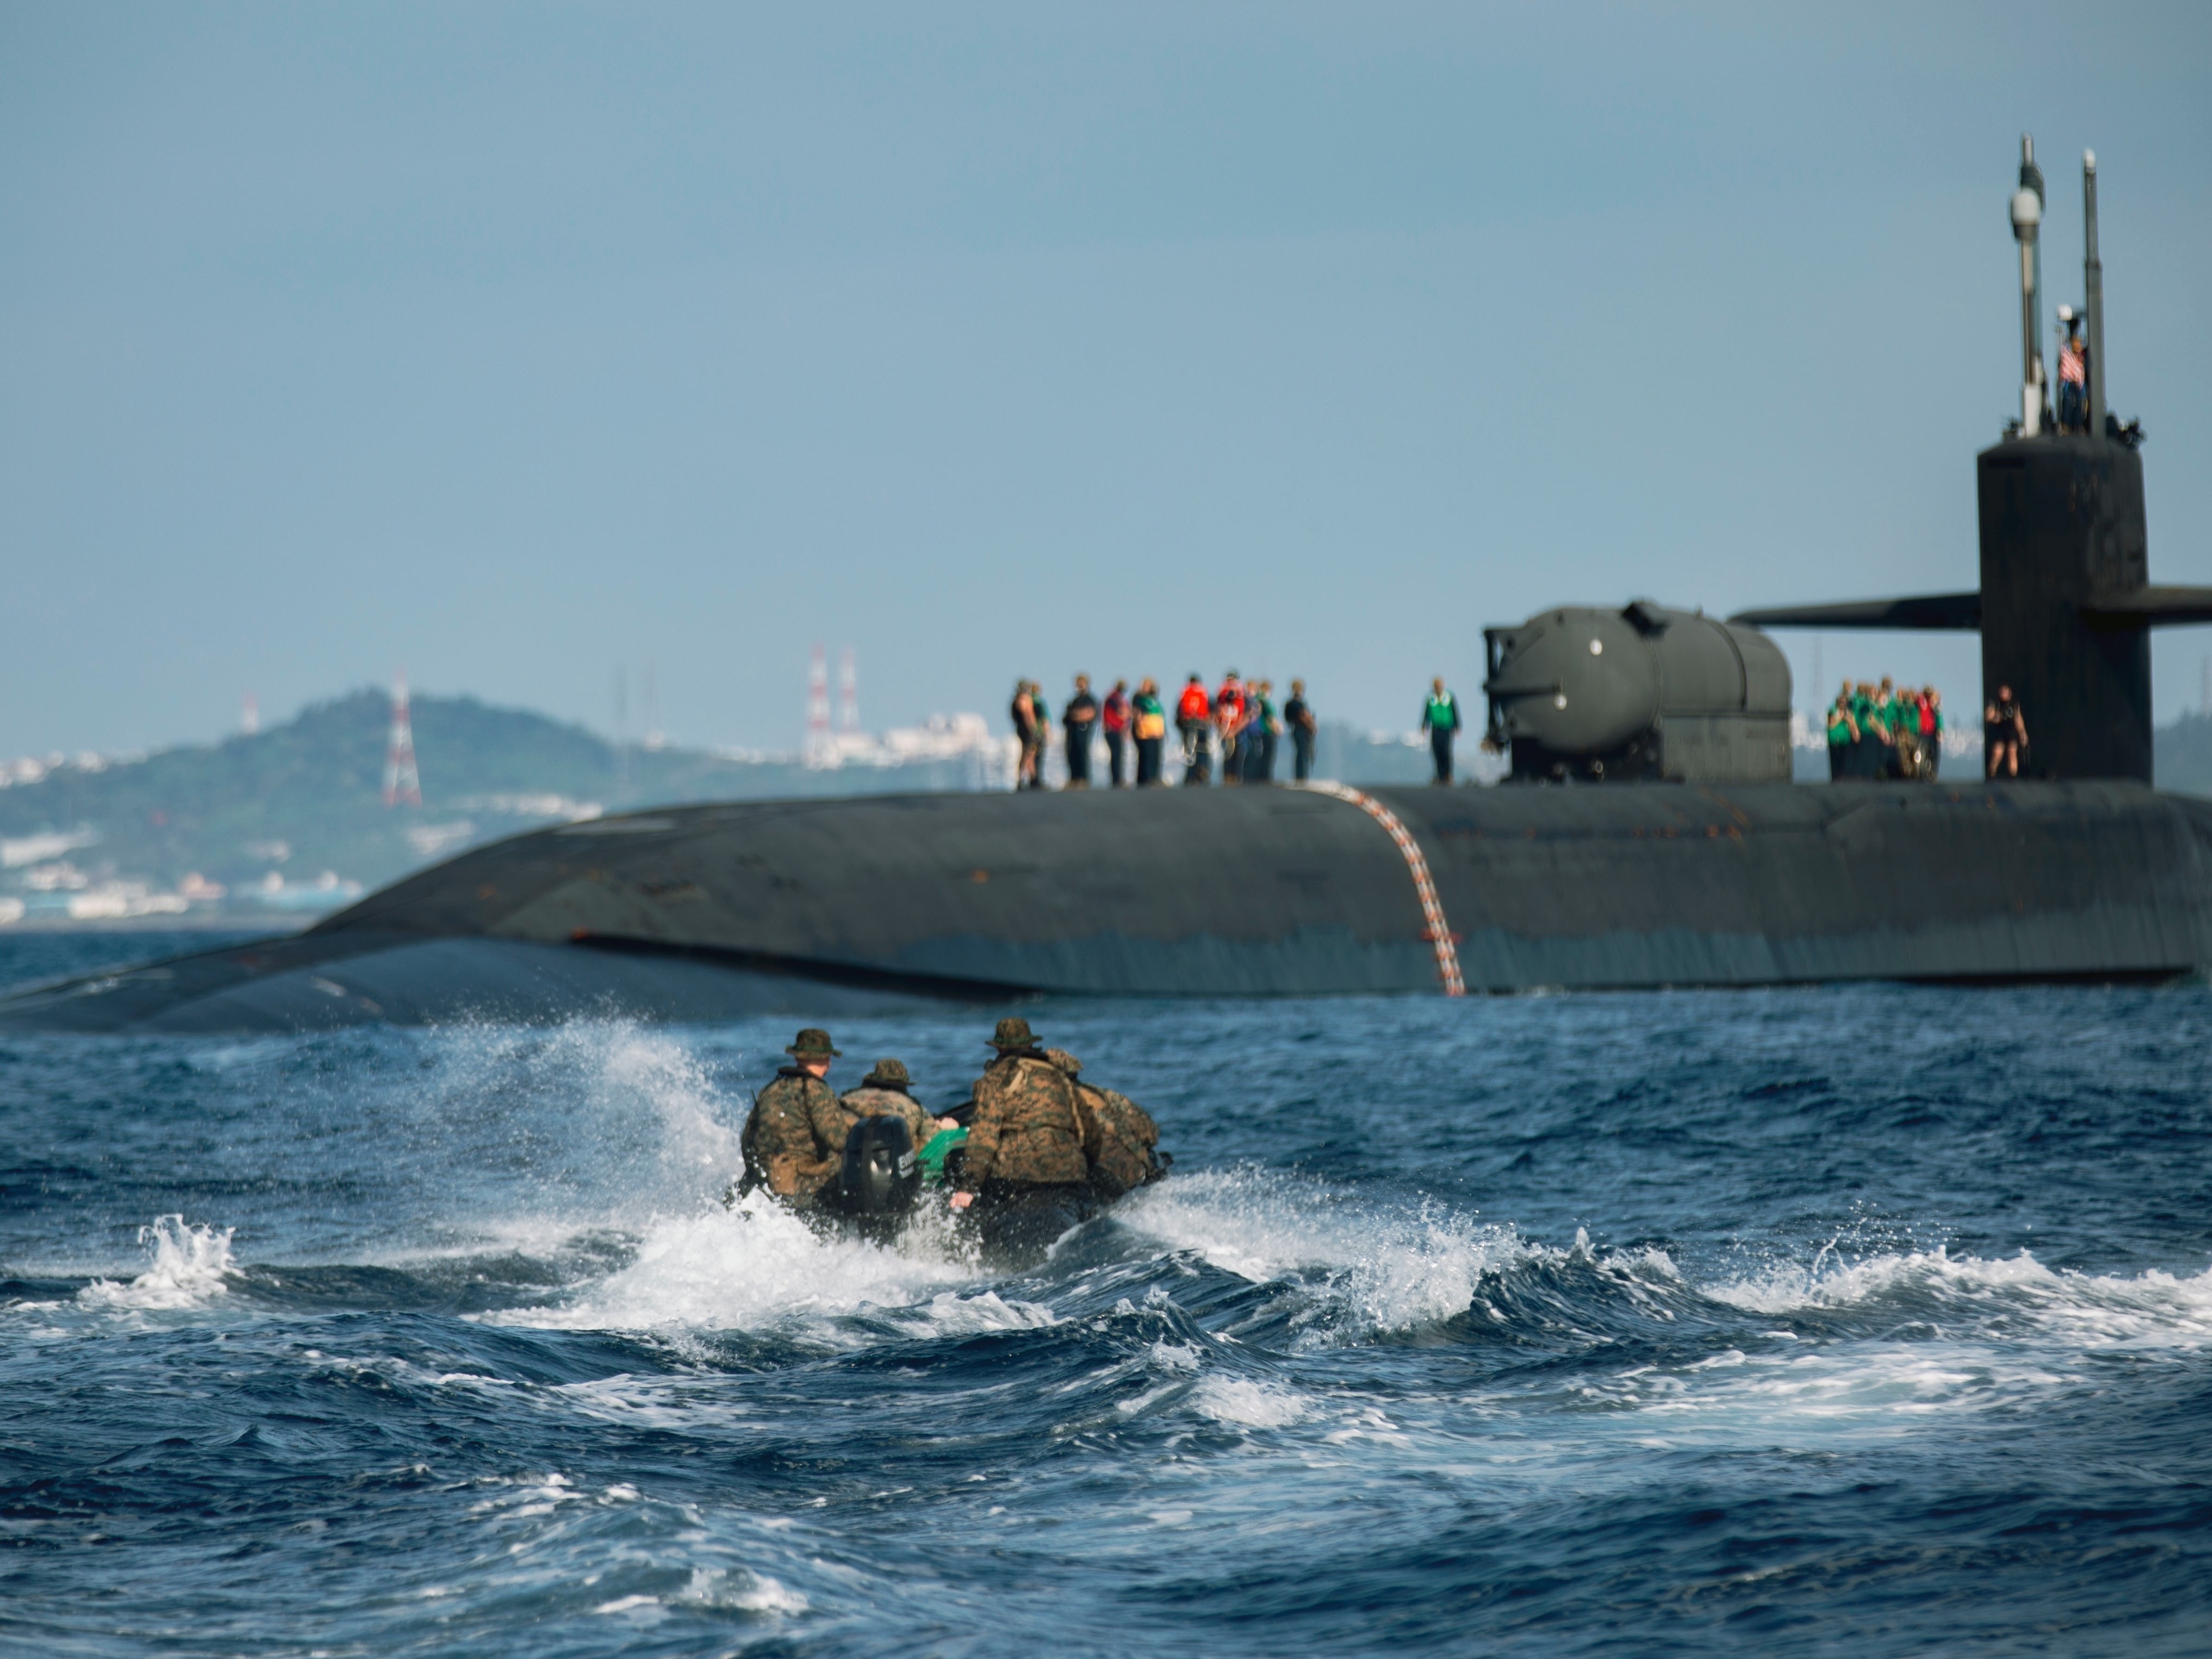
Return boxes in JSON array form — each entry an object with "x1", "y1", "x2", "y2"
[
  {"x1": 1175, "y1": 674, "x2": 1213, "y2": 785},
  {"x1": 1100, "y1": 679, "x2": 1131, "y2": 788}
]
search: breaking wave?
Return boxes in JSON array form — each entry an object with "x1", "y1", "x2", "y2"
[{"x1": 1708, "y1": 1242, "x2": 2212, "y2": 1351}]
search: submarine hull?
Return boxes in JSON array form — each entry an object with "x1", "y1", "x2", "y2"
[{"x1": 5, "y1": 780, "x2": 2210, "y2": 1032}]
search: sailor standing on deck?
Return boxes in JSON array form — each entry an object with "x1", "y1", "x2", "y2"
[
  {"x1": 735, "y1": 1028, "x2": 846, "y2": 1210},
  {"x1": 1986, "y1": 685, "x2": 2027, "y2": 777},
  {"x1": 947, "y1": 1017, "x2": 1089, "y2": 1213},
  {"x1": 1215, "y1": 671, "x2": 1248, "y2": 784},
  {"x1": 1245, "y1": 679, "x2": 1280, "y2": 784},
  {"x1": 1422, "y1": 677, "x2": 1462, "y2": 784},
  {"x1": 1027, "y1": 682, "x2": 1051, "y2": 788},
  {"x1": 1101, "y1": 679, "x2": 1131, "y2": 787},
  {"x1": 1011, "y1": 681, "x2": 1040, "y2": 790},
  {"x1": 1132, "y1": 678, "x2": 1168, "y2": 785},
  {"x1": 1063, "y1": 675, "x2": 1099, "y2": 789},
  {"x1": 1176, "y1": 675, "x2": 1213, "y2": 785},
  {"x1": 1284, "y1": 679, "x2": 1316, "y2": 782},
  {"x1": 2056, "y1": 306, "x2": 2089, "y2": 434},
  {"x1": 1826, "y1": 682, "x2": 1859, "y2": 781}
]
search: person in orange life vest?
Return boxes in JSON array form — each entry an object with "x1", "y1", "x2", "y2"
[
  {"x1": 1214, "y1": 671, "x2": 1247, "y2": 784},
  {"x1": 1175, "y1": 674, "x2": 1213, "y2": 785}
]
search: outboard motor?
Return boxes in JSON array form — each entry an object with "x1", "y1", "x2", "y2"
[{"x1": 831, "y1": 1115, "x2": 920, "y2": 1227}]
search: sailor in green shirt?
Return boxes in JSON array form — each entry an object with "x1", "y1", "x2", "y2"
[
  {"x1": 1130, "y1": 679, "x2": 1167, "y2": 786},
  {"x1": 1847, "y1": 683, "x2": 1877, "y2": 778},
  {"x1": 1247, "y1": 681, "x2": 1279, "y2": 783},
  {"x1": 1825, "y1": 681, "x2": 1859, "y2": 781},
  {"x1": 1872, "y1": 678, "x2": 1903, "y2": 779},
  {"x1": 1421, "y1": 677, "x2": 1462, "y2": 785}
]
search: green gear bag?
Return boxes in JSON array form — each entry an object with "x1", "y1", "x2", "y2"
[{"x1": 917, "y1": 1126, "x2": 967, "y2": 1184}]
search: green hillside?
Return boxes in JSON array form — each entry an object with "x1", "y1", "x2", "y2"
[{"x1": 0, "y1": 689, "x2": 978, "y2": 901}]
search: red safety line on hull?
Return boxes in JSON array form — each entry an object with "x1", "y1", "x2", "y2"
[{"x1": 1297, "y1": 782, "x2": 1466, "y2": 996}]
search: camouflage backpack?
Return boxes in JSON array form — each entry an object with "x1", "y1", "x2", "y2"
[{"x1": 1075, "y1": 1083, "x2": 1162, "y2": 1199}]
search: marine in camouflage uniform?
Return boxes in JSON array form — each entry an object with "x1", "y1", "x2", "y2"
[
  {"x1": 737, "y1": 1028, "x2": 847, "y2": 1210},
  {"x1": 1044, "y1": 1048, "x2": 1166, "y2": 1199},
  {"x1": 955, "y1": 1017, "x2": 1087, "y2": 1198},
  {"x1": 835, "y1": 1058, "x2": 940, "y2": 1156}
]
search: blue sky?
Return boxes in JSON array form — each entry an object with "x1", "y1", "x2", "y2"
[{"x1": 2, "y1": 2, "x2": 2208, "y2": 754}]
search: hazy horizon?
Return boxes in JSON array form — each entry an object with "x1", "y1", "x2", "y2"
[{"x1": 4, "y1": 4, "x2": 2209, "y2": 757}]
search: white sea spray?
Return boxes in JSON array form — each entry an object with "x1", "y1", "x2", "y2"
[{"x1": 77, "y1": 1216, "x2": 236, "y2": 1311}]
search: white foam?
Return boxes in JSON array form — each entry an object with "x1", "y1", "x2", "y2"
[
  {"x1": 1114, "y1": 1167, "x2": 1532, "y2": 1340},
  {"x1": 493, "y1": 1192, "x2": 991, "y2": 1335},
  {"x1": 1192, "y1": 1375, "x2": 1310, "y2": 1429},
  {"x1": 676, "y1": 1567, "x2": 808, "y2": 1615},
  {"x1": 1708, "y1": 1246, "x2": 2212, "y2": 1351},
  {"x1": 1446, "y1": 1245, "x2": 2212, "y2": 1445},
  {"x1": 876, "y1": 1288, "x2": 1060, "y2": 1340},
  {"x1": 77, "y1": 1216, "x2": 235, "y2": 1310}
]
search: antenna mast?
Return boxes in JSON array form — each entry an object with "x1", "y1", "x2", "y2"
[
  {"x1": 2009, "y1": 134, "x2": 2047, "y2": 436},
  {"x1": 2082, "y1": 150, "x2": 2106, "y2": 434},
  {"x1": 806, "y1": 645, "x2": 833, "y2": 766},
  {"x1": 382, "y1": 673, "x2": 422, "y2": 807}
]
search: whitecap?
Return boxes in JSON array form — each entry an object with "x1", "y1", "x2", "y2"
[
  {"x1": 76, "y1": 1216, "x2": 235, "y2": 1311},
  {"x1": 1192, "y1": 1375, "x2": 1310, "y2": 1429},
  {"x1": 1707, "y1": 1245, "x2": 2212, "y2": 1351},
  {"x1": 1113, "y1": 1166, "x2": 1532, "y2": 1341},
  {"x1": 677, "y1": 1567, "x2": 808, "y2": 1615},
  {"x1": 489, "y1": 1192, "x2": 983, "y2": 1334}
]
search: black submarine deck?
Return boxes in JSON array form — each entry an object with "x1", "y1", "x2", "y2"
[{"x1": 5, "y1": 779, "x2": 2210, "y2": 1033}]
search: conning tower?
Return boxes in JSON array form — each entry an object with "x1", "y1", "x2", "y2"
[{"x1": 1735, "y1": 141, "x2": 2212, "y2": 782}]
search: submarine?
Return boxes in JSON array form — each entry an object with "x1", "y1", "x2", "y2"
[{"x1": 7, "y1": 137, "x2": 2212, "y2": 1035}]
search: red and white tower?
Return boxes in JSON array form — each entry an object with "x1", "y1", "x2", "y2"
[
  {"x1": 382, "y1": 672, "x2": 422, "y2": 807},
  {"x1": 838, "y1": 646, "x2": 859, "y2": 733},
  {"x1": 804, "y1": 645, "x2": 833, "y2": 767}
]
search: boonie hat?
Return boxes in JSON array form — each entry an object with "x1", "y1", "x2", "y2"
[
  {"x1": 786, "y1": 1027, "x2": 841, "y2": 1058},
  {"x1": 989, "y1": 1016, "x2": 1039, "y2": 1051},
  {"x1": 863, "y1": 1058, "x2": 911, "y2": 1088}
]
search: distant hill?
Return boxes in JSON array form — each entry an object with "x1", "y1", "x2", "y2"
[{"x1": 0, "y1": 690, "x2": 981, "y2": 904}]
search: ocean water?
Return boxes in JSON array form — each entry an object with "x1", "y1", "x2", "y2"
[{"x1": 4, "y1": 932, "x2": 2211, "y2": 1657}]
